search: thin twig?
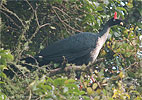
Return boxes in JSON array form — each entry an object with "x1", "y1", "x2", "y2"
[
  {"x1": 52, "y1": 8, "x2": 71, "y2": 35},
  {"x1": 0, "y1": 10, "x2": 21, "y2": 29},
  {"x1": 7, "y1": 62, "x2": 26, "y2": 78},
  {"x1": 124, "y1": 62, "x2": 139, "y2": 71},
  {"x1": 28, "y1": 90, "x2": 32, "y2": 100},
  {"x1": 1, "y1": 5, "x2": 25, "y2": 27},
  {"x1": 35, "y1": 10, "x2": 40, "y2": 27},
  {"x1": 25, "y1": 0, "x2": 40, "y2": 27},
  {"x1": 40, "y1": 23, "x2": 50, "y2": 28},
  {"x1": 54, "y1": 5, "x2": 82, "y2": 30},
  {"x1": 52, "y1": 7, "x2": 81, "y2": 33},
  {"x1": 52, "y1": 6, "x2": 72, "y2": 19}
]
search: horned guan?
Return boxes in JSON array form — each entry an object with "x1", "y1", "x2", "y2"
[
  {"x1": 34, "y1": 12, "x2": 123, "y2": 66},
  {"x1": 4, "y1": 12, "x2": 123, "y2": 78}
]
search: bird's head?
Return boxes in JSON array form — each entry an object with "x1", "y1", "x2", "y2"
[{"x1": 107, "y1": 12, "x2": 123, "y2": 27}]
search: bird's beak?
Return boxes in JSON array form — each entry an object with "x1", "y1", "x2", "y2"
[{"x1": 120, "y1": 22, "x2": 123, "y2": 26}]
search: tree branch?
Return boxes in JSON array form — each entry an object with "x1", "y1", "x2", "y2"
[{"x1": 48, "y1": 58, "x2": 104, "y2": 76}]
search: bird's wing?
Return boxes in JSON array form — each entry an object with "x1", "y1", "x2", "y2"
[
  {"x1": 39, "y1": 47, "x2": 92, "y2": 65},
  {"x1": 37, "y1": 32, "x2": 98, "y2": 63},
  {"x1": 44, "y1": 47, "x2": 92, "y2": 60}
]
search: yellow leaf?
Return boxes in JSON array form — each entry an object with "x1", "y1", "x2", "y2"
[
  {"x1": 93, "y1": 96, "x2": 100, "y2": 100},
  {"x1": 130, "y1": 27, "x2": 134, "y2": 31},
  {"x1": 127, "y1": 2, "x2": 133, "y2": 8},
  {"x1": 94, "y1": 70, "x2": 98, "y2": 74},
  {"x1": 64, "y1": 80, "x2": 68, "y2": 84},
  {"x1": 50, "y1": 26, "x2": 56, "y2": 29},
  {"x1": 112, "y1": 44, "x2": 115, "y2": 49},
  {"x1": 107, "y1": 45, "x2": 110, "y2": 49},
  {"x1": 119, "y1": 72, "x2": 125, "y2": 79},
  {"x1": 112, "y1": 89, "x2": 118, "y2": 98},
  {"x1": 96, "y1": 89, "x2": 101, "y2": 94},
  {"x1": 126, "y1": 93, "x2": 130, "y2": 99},
  {"x1": 28, "y1": 80, "x2": 36, "y2": 90},
  {"x1": 101, "y1": 50, "x2": 106, "y2": 56},
  {"x1": 87, "y1": 87, "x2": 93, "y2": 95},
  {"x1": 135, "y1": 26, "x2": 138, "y2": 31},
  {"x1": 92, "y1": 83, "x2": 98, "y2": 90},
  {"x1": 116, "y1": 48, "x2": 121, "y2": 53},
  {"x1": 123, "y1": 29, "x2": 129, "y2": 34},
  {"x1": 83, "y1": 82, "x2": 88, "y2": 88},
  {"x1": 102, "y1": 79, "x2": 107, "y2": 84}
]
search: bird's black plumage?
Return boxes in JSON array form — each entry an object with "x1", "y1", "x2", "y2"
[
  {"x1": 37, "y1": 32, "x2": 98, "y2": 66},
  {"x1": 35, "y1": 18, "x2": 123, "y2": 66}
]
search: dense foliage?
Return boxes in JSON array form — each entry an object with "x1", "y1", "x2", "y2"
[{"x1": 0, "y1": 0, "x2": 142, "y2": 100}]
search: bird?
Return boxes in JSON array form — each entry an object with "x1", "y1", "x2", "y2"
[
  {"x1": 32, "y1": 12, "x2": 123, "y2": 79},
  {"x1": 4, "y1": 12, "x2": 123, "y2": 78},
  {"x1": 34, "y1": 12, "x2": 123, "y2": 66}
]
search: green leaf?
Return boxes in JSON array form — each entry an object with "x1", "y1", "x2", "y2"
[
  {"x1": 0, "y1": 65, "x2": 7, "y2": 70},
  {"x1": 96, "y1": 6, "x2": 104, "y2": 11},
  {"x1": 0, "y1": 49, "x2": 14, "y2": 65},
  {"x1": 54, "y1": 78, "x2": 66, "y2": 86},
  {"x1": 64, "y1": 79, "x2": 75, "y2": 84},
  {"x1": 0, "y1": 71, "x2": 7, "y2": 78},
  {"x1": 47, "y1": 78, "x2": 54, "y2": 84},
  {"x1": 78, "y1": 91, "x2": 85, "y2": 95},
  {"x1": 117, "y1": 7, "x2": 127, "y2": 14},
  {"x1": 38, "y1": 83, "x2": 52, "y2": 91},
  {"x1": 82, "y1": 96, "x2": 90, "y2": 100},
  {"x1": 0, "y1": 81, "x2": 5, "y2": 84}
]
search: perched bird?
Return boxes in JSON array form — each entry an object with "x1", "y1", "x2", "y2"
[
  {"x1": 4, "y1": 12, "x2": 123, "y2": 78},
  {"x1": 35, "y1": 12, "x2": 123, "y2": 66}
]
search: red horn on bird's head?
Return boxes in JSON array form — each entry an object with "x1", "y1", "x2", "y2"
[{"x1": 114, "y1": 12, "x2": 117, "y2": 19}]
